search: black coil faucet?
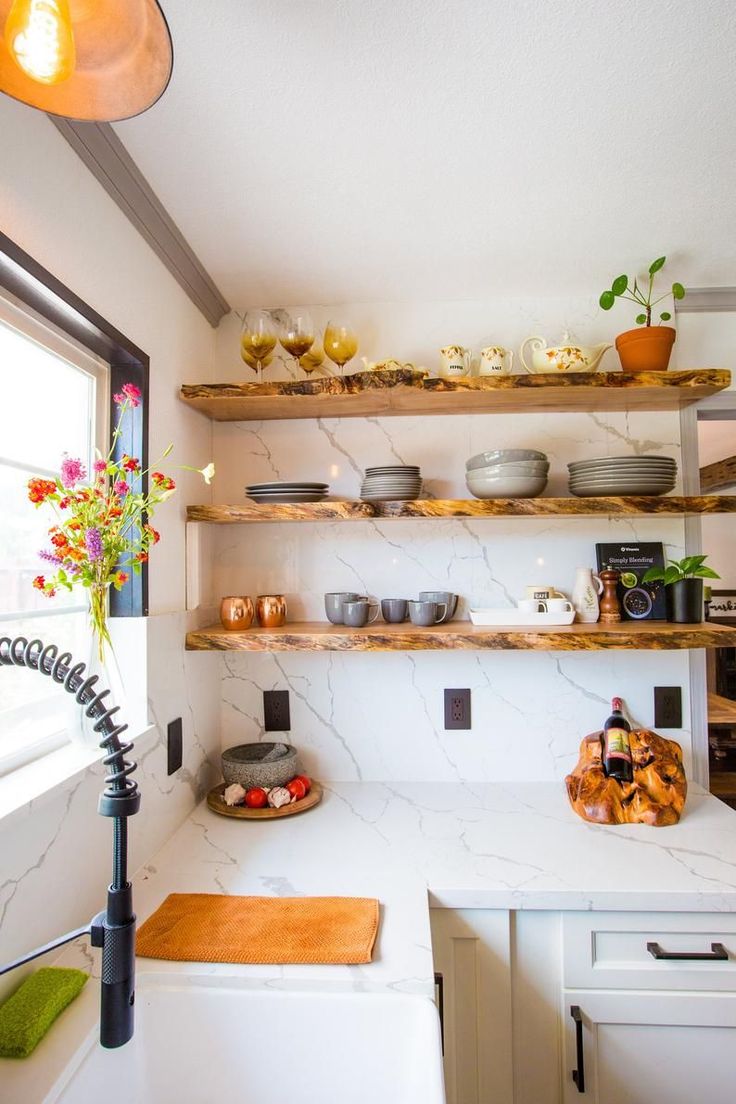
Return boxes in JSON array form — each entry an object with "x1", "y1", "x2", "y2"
[{"x1": 0, "y1": 635, "x2": 140, "y2": 1048}]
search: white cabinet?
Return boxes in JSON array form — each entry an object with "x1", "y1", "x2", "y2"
[
  {"x1": 562, "y1": 990, "x2": 736, "y2": 1104},
  {"x1": 431, "y1": 909, "x2": 736, "y2": 1104},
  {"x1": 430, "y1": 909, "x2": 514, "y2": 1104}
]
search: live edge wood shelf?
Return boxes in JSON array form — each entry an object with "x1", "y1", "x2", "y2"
[
  {"x1": 180, "y1": 367, "x2": 731, "y2": 421},
  {"x1": 187, "y1": 496, "x2": 736, "y2": 523},
  {"x1": 186, "y1": 621, "x2": 736, "y2": 654}
]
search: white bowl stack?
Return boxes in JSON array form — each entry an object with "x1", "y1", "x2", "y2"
[
  {"x1": 465, "y1": 448, "x2": 549, "y2": 499},
  {"x1": 360, "y1": 465, "x2": 422, "y2": 501},
  {"x1": 568, "y1": 455, "x2": 677, "y2": 497}
]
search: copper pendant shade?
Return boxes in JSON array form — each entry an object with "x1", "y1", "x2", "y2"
[{"x1": 0, "y1": 0, "x2": 173, "y2": 121}]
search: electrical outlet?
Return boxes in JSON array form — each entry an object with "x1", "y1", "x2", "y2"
[
  {"x1": 264, "y1": 690, "x2": 291, "y2": 732},
  {"x1": 444, "y1": 688, "x2": 471, "y2": 730},
  {"x1": 167, "y1": 717, "x2": 183, "y2": 775},
  {"x1": 654, "y1": 686, "x2": 682, "y2": 728}
]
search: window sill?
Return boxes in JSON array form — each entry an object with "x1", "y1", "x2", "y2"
[{"x1": 0, "y1": 723, "x2": 155, "y2": 823}]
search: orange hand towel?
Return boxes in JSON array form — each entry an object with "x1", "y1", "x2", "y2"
[{"x1": 136, "y1": 894, "x2": 380, "y2": 965}]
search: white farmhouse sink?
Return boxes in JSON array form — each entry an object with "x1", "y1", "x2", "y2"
[{"x1": 48, "y1": 978, "x2": 445, "y2": 1103}]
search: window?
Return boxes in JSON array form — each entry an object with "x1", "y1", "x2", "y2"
[{"x1": 0, "y1": 293, "x2": 108, "y2": 773}]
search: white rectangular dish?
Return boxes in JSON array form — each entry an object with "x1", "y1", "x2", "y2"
[{"x1": 468, "y1": 608, "x2": 576, "y2": 626}]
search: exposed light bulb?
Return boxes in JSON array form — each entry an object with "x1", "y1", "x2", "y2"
[{"x1": 5, "y1": 0, "x2": 76, "y2": 85}]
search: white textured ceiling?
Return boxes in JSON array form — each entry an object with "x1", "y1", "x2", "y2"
[{"x1": 115, "y1": 0, "x2": 736, "y2": 306}]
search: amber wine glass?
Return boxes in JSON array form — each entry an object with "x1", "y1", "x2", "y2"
[
  {"x1": 279, "y1": 310, "x2": 316, "y2": 376},
  {"x1": 240, "y1": 310, "x2": 277, "y2": 382},
  {"x1": 299, "y1": 340, "x2": 326, "y2": 376},
  {"x1": 323, "y1": 319, "x2": 359, "y2": 376}
]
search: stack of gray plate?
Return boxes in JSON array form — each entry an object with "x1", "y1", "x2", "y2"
[
  {"x1": 246, "y1": 481, "x2": 328, "y2": 503},
  {"x1": 568, "y1": 456, "x2": 677, "y2": 497},
  {"x1": 465, "y1": 448, "x2": 549, "y2": 499},
  {"x1": 360, "y1": 465, "x2": 422, "y2": 501}
]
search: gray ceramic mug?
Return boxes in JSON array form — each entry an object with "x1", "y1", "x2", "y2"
[
  {"x1": 342, "y1": 599, "x2": 380, "y2": 627},
  {"x1": 381, "y1": 598, "x2": 408, "y2": 623},
  {"x1": 418, "y1": 590, "x2": 458, "y2": 623},
  {"x1": 408, "y1": 600, "x2": 447, "y2": 626},
  {"x1": 324, "y1": 591, "x2": 361, "y2": 624}
]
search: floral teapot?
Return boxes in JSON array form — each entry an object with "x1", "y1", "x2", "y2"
[{"x1": 519, "y1": 331, "x2": 612, "y2": 374}]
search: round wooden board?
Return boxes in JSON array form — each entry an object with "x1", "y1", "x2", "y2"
[{"x1": 206, "y1": 780, "x2": 323, "y2": 820}]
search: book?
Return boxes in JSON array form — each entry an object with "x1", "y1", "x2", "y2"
[{"x1": 595, "y1": 541, "x2": 667, "y2": 621}]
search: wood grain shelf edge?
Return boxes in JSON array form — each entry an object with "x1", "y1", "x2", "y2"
[{"x1": 186, "y1": 620, "x2": 736, "y2": 653}]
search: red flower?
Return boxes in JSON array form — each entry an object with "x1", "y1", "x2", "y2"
[
  {"x1": 50, "y1": 532, "x2": 68, "y2": 548},
  {"x1": 28, "y1": 478, "x2": 57, "y2": 504},
  {"x1": 32, "y1": 575, "x2": 45, "y2": 590},
  {"x1": 113, "y1": 383, "x2": 142, "y2": 408},
  {"x1": 122, "y1": 455, "x2": 140, "y2": 473},
  {"x1": 114, "y1": 570, "x2": 129, "y2": 586},
  {"x1": 144, "y1": 524, "x2": 161, "y2": 544},
  {"x1": 59, "y1": 497, "x2": 71, "y2": 509},
  {"x1": 136, "y1": 551, "x2": 149, "y2": 563}
]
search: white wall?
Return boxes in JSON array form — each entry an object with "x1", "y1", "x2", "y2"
[
  {"x1": 0, "y1": 98, "x2": 221, "y2": 984},
  {"x1": 211, "y1": 299, "x2": 693, "y2": 783}
]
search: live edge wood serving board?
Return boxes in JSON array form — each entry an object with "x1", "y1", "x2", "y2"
[
  {"x1": 186, "y1": 621, "x2": 736, "y2": 654},
  {"x1": 180, "y1": 367, "x2": 731, "y2": 420}
]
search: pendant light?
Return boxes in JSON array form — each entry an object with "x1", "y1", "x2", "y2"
[{"x1": 0, "y1": 0, "x2": 173, "y2": 121}]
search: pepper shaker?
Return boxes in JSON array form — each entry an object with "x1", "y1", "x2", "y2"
[{"x1": 599, "y1": 568, "x2": 622, "y2": 624}]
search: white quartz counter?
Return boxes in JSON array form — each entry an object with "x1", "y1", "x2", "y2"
[{"x1": 5, "y1": 781, "x2": 736, "y2": 1101}]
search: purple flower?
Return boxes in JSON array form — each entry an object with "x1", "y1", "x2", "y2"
[
  {"x1": 85, "y1": 527, "x2": 103, "y2": 562},
  {"x1": 113, "y1": 480, "x2": 130, "y2": 496},
  {"x1": 60, "y1": 455, "x2": 86, "y2": 488},
  {"x1": 39, "y1": 549, "x2": 62, "y2": 566}
]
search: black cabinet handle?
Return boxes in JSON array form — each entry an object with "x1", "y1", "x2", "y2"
[
  {"x1": 647, "y1": 941, "x2": 728, "y2": 961},
  {"x1": 434, "y1": 971, "x2": 444, "y2": 1054},
  {"x1": 571, "y1": 1005, "x2": 585, "y2": 1093}
]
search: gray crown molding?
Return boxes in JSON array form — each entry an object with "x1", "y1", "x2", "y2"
[
  {"x1": 675, "y1": 287, "x2": 736, "y2": 313},
  {"x1": 50, "y1": 118, "x2": 230, "y2": 327}
]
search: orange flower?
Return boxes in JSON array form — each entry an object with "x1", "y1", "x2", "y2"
[
  {"x1": 144, "y1": 524, "x2": 160, "y2": 544},
  {"x1": 32, "y1": 575, "x2": 45, "y2": 590},
  {"x1": 135, "y1": 551, "x2": 149, "y2": 563},
  {"x1": 28, "y1": 478, "x2": 57, "y2": 504},
  {"x1": 115, "y1": 570, "x2": 129, "y2": 586}
]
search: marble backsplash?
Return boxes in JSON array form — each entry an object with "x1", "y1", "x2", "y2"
[{"x1": 206, "y1": 406, "x2": 692, "y2": 783}]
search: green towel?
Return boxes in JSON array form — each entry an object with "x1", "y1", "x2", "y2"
[{"x1": 0, "y1": 967, "x2": 88, "y2": 1058}]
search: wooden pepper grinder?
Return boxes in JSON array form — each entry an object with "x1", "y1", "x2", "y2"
[{"x1": 599, "y1": 568, "x2": 622, "y2": 623}]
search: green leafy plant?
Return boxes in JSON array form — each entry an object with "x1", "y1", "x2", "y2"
[
  {"x1": 599, "y1": 257, "x2": 685, "y2": 326},
  {"x1": 642, "y1": 555, "x2": 720, "y2": 587}
]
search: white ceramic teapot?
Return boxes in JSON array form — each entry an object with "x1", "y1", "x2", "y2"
[{"x1": 519, "y1": 331, "x2": 612, "y2": 374}]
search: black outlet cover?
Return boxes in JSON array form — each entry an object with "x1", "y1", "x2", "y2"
[
  {"x1": 167, "y1": 717, "x2": 183, "y2": 775},
  {"x1": 654, "y1": 686, "x2": 682, "y2": 728},
  {"x1": 444, "y1": 688, "x2": 471, "y2": 730},
  {"x1": 264, "y1": 689, "x2": 291, "y2": 732}
]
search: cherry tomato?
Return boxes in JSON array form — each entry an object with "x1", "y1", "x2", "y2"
[
  {"x1": 286, "y1": 778, "x2": 307, "y2": 801},
  {"x1": 292, "y1": 774, "x2": 311, "y2": 795},
  {"x1": 244, "y1": 787, "x2": 269, "y2": 808}
]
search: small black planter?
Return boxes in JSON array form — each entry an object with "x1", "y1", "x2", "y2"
[{"x1": 666, "y1": 578, "x2": 704, "y2": 623}]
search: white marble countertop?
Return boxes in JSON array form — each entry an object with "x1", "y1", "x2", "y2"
[{"x1": 6, "y1": 780, "x2": 736, "y2": 1101}]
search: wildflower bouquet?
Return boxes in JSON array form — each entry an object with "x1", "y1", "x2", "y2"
[{"x1": 28, "y1": 382, "x2": 214, "y2": 659}]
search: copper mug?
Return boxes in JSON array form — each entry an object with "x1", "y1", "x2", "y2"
[
  {"x1": 220, "y1": 596, "x2": 254, "y2": 631},
  {"x1": 256, "y1": 594, "x2": 287, "y2": 627}
]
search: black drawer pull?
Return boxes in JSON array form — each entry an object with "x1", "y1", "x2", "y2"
[
  {"x1": 647, "y1": 941, "x2": 729, "y2": 961},
  {"x1": 571, "y1": 1005, "x2": 585, "y2": 1093},
  {"x1": 434, "y1": 971, "x2": 444, "y2": 1054}
]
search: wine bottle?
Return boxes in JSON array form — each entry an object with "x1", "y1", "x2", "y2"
[{"x1": 602, "y1": 696, "x2": 633, "y2": 782}]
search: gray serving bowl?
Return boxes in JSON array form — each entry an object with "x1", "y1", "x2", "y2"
[
  {"x1": 221, "y1": 742, "x2": 299, "y2": 789},
  {"x1": 470, "y1": 460, "x2": 550, "y2": 477},
  {"x1": 466, "y1": 448, "x2": 547, "y2": 471}
]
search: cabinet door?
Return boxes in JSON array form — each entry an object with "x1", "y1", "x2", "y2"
[
  {"x1": 563, "y1": 989, "x2": 736, "y2": 1104},
  {"x1": 430, "y1": 909, "x2": 513, "y2": 1104}
]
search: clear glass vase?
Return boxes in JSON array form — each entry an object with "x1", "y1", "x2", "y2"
[{"x1": 68, "y1": 633, "x2": 126, "y2": 750}]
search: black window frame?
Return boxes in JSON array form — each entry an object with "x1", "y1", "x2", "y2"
[{"x1": 0, "y1": 231, "x2": 149, "y2": 617}]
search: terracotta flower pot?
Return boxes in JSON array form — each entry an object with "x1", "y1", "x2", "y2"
[{"x1": 615, "y1": 325, "x2": 676, "y2": 374}]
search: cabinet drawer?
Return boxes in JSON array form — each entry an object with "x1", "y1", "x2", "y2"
[{"x1": 563, "y1": 912, "x2": 736, "y2": 992}]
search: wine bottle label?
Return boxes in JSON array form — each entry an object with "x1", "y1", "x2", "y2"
[{"x1": 605, "y1": 727, "x2": 632, "y2": 762}]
